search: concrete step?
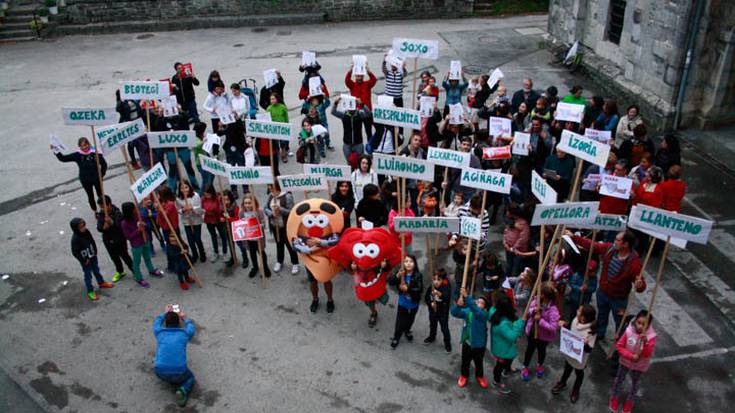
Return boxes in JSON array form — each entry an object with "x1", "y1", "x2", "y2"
[
  {"x1": 5, "y1": 5, "x2": 42, "y2": 16},
  {"x1": 0, "y1": 28, "x2": 37, "y2": 40},
  {"x1": 1, "y1": 21, "x2": 33, "y2": 30},
  {"x1": 2, "y1": 14, "x2": 37, "y2": 24}
]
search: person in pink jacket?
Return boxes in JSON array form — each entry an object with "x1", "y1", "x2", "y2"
[
  {"x1": 521, "y1": 282, "x2": 560, "y2": 381},
  {"x1": 388, "y1": 197, "x2": 415, "y2": 254},
  {"x1": 609, "y1": 310, "x2": 657, "y2": 413}
]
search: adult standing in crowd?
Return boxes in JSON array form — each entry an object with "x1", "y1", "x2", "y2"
[
  {"x1": 511, "y1": 78, "x2": 541, "y2": 114},
  {"x1": 171, "y1": 62, "x2": 201, "y2": 124}
]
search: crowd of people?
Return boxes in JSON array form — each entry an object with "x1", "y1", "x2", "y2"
[{"x1": 55, "y1": 56, "x2": 686, "y2": 411}]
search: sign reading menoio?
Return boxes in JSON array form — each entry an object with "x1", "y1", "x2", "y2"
[
  {"x1": 460, "y1": 168, "x2": 513, "y2": 194},
  {"x1": 97, "y1": 119, "x2": 146, "y2": 155},
  {"x1": 426, "y1": 147, "x2": 470, "y2": 169},
  {"x1": 394, "y1": 217, "x2": 460, "y2": 233},
  {"x1": 373, "y1": 153, "x2": 434, "y2": 181},
  {"x1": 277, "y1": 174, "x2": 328, "y2": 192},
  {"x1": 147, "y1": 131, "x2": 196, "y2": 148},
  {"x1": 628, "y1": 205, "x2": 713, "y2": 245},
  {"x1": 244, "y1": 119, "x2": 293, "y2": 141},
  {"x1": 531, "y1": 201, "x2": 599, "y2": 226},
  {"x1": 303, "y1": 164, "x2": 351, "y2": 182},
  {"x1": 372, "y1": 106, "x2": 421, "y2": 130},
  {"x1": 120, "y1": 81, "x2": 170, "y2": 100},
  {"x1": 130, "y1": 163, "x2": 167, "y2": 202},
  {"x1": 200, "y1": 155, "x2": 228, "y2": 177},
  {"x1": 392, "y1": 38, "x2": 439, "y2": 60},
  {"x1": 228, "y1": 166, "x2": 273, "y2": 185},
  {"x1": 557, "y1": 130, "x2": 610, "y2": 167},
  {"x1": 62, "y1": 108, "x2": 118, "y2": 126}
]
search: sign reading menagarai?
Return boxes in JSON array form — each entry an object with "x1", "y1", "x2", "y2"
[
  {"x1": 228, "y1": 166, "x2": 274, "y2": 185},
  {"x1": 628, "y1": 205, "x2": 713, "y2": 245},
  {"x1": 303, "y1": 164, "x2": 352, "y2": 181},
  {"x1": 147, "y1": 131, "x2": 196, "y2": 149},
  {"x1": 460, "y1": 168, "x2": 513, "y2": 194},
  {"x1": 557, "y1": 130, "x2": 610, "y2": 167},
  {"x1": 277, "y1": 174, "x2": 328, "y2": 192},
  {"x1": 62, "y1": 108, "x2": 119, "y2": 126},
  {"x1": 373, "y1": 153, "x2": 434, "y2": 181},
  {"x1": 394, "y1": 217, "x2": 460, "y2": 233},
  {"x1": 244, "y1": 119, "x2": 293, "y2": 141},
  {"x1": 372, "y1": 106, "x2": 421, "y2": 130},
  {"x1": 130, "y1": 163, "x2": 167, "y2": 202},
  {"x1": 531, "y1": 201, "x2": 599, "y2": 226}
]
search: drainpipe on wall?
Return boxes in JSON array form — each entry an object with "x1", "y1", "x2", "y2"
[{"x1": 673, "y1": 0, "x2": 706, "y2": 129}]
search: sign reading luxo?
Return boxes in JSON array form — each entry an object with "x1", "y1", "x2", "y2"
[{"x1": 147, "y1": 131, "x2": 196, "y2": 148}]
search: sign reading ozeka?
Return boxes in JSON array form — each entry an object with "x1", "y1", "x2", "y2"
[
  {"x1": 579, "y1": 214, "x2": 627, "y2": 232},
  {"x1": 557, "y1": 130, "x2": 610, "y2": 167},
  {"x1": 460, "y1": 168, "x2": 513, "y2": 194},
  {"x1": 531, "y1": 170, "x2": 557, "y2": 205},
  {"x1": 130, "y1": 163, "x2": 167, "y2": 202},
  {"x1": 244, "y1": 119, "x2": 293, "y2": 141},
  {"x1": 531, "y1": 202, "x2": 599, "y2": 226},
  {"x1": 303, "y1": 164, "x2": 351, "y2": 182},
  {"x1": 277, "y1": 174, "x2": 328, "y2": 192},
  {"x1": 393, "y1": 217, "x2": 460, "y2": 233},
  {"x1": 372, "y1": 106, "x2": 421, "y2": 130},
  {"x1": 426, "y1": 147, "x2": 470, "y2": 169},
  {"x1": 147, "y1": 131, "x2": 196, "y2": 149},
  {"x1": 460, "y1": 217, "x2": 482, "y2": 241},
  {"x1": 373, "y1": 153, "x2": 434, "y2": 181},
  {"x1": 97, "y1": 119, "x2": 146, "y2": 155},
  {"x1": 120, "y1": 81, "x2": 169, "y2": 100},
  {"x1": 62, "y1": 108, "x2": 119, "y2": 126},
  {"x1": 199, "y1": 155, "x2": 228, "y2": 177},
  {"x1": 628, "y1": 205, "x2": 713, "y2": 245},
  {"x1": 227, "y1": 166, "x2": 273, "y2": 185},
  {"x1": 392, "y1": 38, "x2": 439, "y2": 60}
]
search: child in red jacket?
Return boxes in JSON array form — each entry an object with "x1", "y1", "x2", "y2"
[{"x1": 610, "y1": 310, "x2": 657, "y2": 413}]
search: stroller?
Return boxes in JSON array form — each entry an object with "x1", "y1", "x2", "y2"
[{"x1": 238, "y1": 78, "x2": 259, "y2": 119}]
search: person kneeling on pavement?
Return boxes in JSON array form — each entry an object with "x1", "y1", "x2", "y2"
[{"x1": 153, "y1": 305, "x2": 197, "y2": 407}]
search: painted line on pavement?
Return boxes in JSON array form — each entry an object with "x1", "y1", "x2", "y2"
[{"x1": 652, "y1": 346, "x2": 735, "y2": 364}]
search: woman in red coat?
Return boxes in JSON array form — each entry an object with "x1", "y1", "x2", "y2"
[
  {"x1": 632, "y1": 166, "x2": 663, "y2": 208},
  {"x1": 659, "y1": 165, "x2": 686, "y2": 212}
]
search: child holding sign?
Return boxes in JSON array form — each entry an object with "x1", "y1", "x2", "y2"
[
  {"x1": 521, "y1": 282, "x2": 560, "y2": 382},
  {"x1": 222, "y1": 190, "x2": 248, "y2": 269},
  {"x1": 120, "y1": 202, "x2": 164, "y2": 287},
  {"x1": 450, "y1": 288, "x2": 490, "y2": 389},
  {"x1": 552, "y1": 305, "x2": 597, "y2": 404},
  {"x1": 239, "y1": 194, "x2": 271, "y2": 279},
  {"x1": 489, "y1": 293, "x2": 525, "y2": 394},
  {"x1": 610, "y1": 310, "x2": 657, "y2": 413}
]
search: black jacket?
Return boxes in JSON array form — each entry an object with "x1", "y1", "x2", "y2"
[
  {"x1": 96, "y1": 205, "x2": 126, "y2": 247},
  {"x1": 259, "y1": 76, "x2": 286, "y2": 110},
  {"x1": 171, "y1": 75, "x2": 200, "y2": 104},
  {"x1": 70, "y1": 218, "x2": 97, "y2": 265},
  {"x1": 424, "y1": 280, "x2": 452, "y2": 315},
  {"x1": 331, "y1": 105, "x2": 369, "y2": 146},
  {"x1": 355, "y1": 198, "x2": 388, "y2": 228},
  {"x1": 388, "y1": 269, "x2": 424, "y2": 304},
  {"x1": 55, "y1": 151, "x2": 107, "y2": 185},
  {"x1": 224, "y1": 118, "x2": 247, "y2": 153},
  {"x1": 511, "y1": 89, "x2": 541, "y2": 114}
]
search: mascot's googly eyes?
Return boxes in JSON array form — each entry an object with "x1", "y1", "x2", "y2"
[
  {"x1": 352, "y1": 243, "x2": 367, "y2": 258},
  {"x1": 315, "y1": 215, "x2": 329, "y2": 228},
  {"x1": 365, "y1": 243, "x2": 380, "y2": 259},
  {"x1": 301, "y1": 215, "x2": 316, "y2": 228}
]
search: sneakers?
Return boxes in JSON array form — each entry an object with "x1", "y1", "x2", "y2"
[
  {"x1": 326, "y1": 300, "x2": 335, "y2": 313},
  {"x1": 310, "y1": 299, "x2": 319, "y2": 313},
  {"x1": 622, "y1": 400, "x2": 633, "y2": 413},
  {"x1": 390, "y1": 338, "x2": 399, "y2": 349},
  {"x1": 185, "y1": 276, "x2": 195, "y2": 284},
  {"x1": 112, "y1": 272, "x2": 126, "y2": 282},
  {"x1": 288, "y1": 151, "x2": 295, "y2": 157},
  {"x1": 609, "y1": 396, "x2": 619, "y2": 412},
  {"x1": 368, "y1": 313, "x2": 377, "y2": 328},
  {"x1": 291, "y1": 264, "x2": 300, "y2": 275},
  {"x1": 98, "y1": 282, "x2": 114, "y2": 289},
  {"x1": 521, "y1": 367, "x2": 530, "y2": 381},
  {"x1": 536, "y1": 364, "x2": 545, "y2": 378},
  {"x1": 273, "y1": 262, "x2": 282, "y2": 273},
  {"x1": 137, "y1": 280, "x2": 150, "y2": 288},
  {"x1": 149, "y1": 269, "x2": 164, "y2": 278},
  {"x1": 87, "y1": 291, "x2": 99, "y2": 301},
  {"x1": 492, "y1": 381, "x2": 511, "y2": 394},
  {"x1": 249, "y1": 268, "x2": 258, "y2": 278},
  {"x1": 179, "y1": 282, "x2": 189, "y2": 290},
  {"x1": 200, "y1": 253, "x2": 207, "y2": 263},
  {"x1": 570, "y1": 390, "x2": 579, "y2": 404},
  {"x1": 476, "y1": 376, "x2": 489, "y2": 389},
  {"x1": 423, "y1": 336, "x2": 435, "y2": 344},
  {"x1": 551, "y1": 381, "x2": 567, "y2": 395},
  {"x1": 175, "y1": 387, "x2": 188, "y2": 407},
  {"x1": 265, "y1": 269, "x2": 272, "y2": 278},
  {"x1": 457, "y1": 375, "x2": 467, "y2": 388},
  {"x1": 405, "y1": 331, "x2": 414, "y2": 342}
]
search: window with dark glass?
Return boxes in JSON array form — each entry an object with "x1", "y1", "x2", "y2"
[{"x1": 607, "y1": 0, "x2": 627, "y2": 45}]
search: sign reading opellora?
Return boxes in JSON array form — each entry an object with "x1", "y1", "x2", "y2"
[
  {"x1": 531, "y1": 201, "x2": 600, "y2": 226},
  {"x1": 147, "y1": 131, "x2": 196, "y2": 148},
  {"x1": 199, "y1": 155, "x2": 228, "y2": 177},
  {"x1": 303, "y1": 164, "x2": 352, "y2": 181},
  {"x1": 97, "y1": 119, "x2": 146, "y2": 155},
  {"x1": 244, "y1": 119, "x2": 293, "y2": 141},
  {"x1": 277, "y1": 174, "x2": 328, "y2": 192},
  {"x1": 557, "y1": 129, "x2": 610, "y2": 167},
  {"x1": 120, "y1": 81, "x2": 170, "y2": 100},
  {"x1": 393, "y1": 217, "x2": 460, "y2": 233},
  {"x1": 460, "y1": 168, "x2": 513, "y2": 194},
  {"x1": 62, "y1": 107, "x2": 119, "y2": 126},
  {"x1": 628, "y1": 204, "x2": 713, "y2": 245},
  {"x1": 373, "y1": 153, "x2": 434, "y2": 181},
  {"x1": 372, "y1": 106, "x2": 421, "y2": 130},
  {"x1": 228, "y1": 166, "x2": 274, "y2": 185},
  {"x1": 130, "y1": 163, "x2": 167, "y2": 202}
]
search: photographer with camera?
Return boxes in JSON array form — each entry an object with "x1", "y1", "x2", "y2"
[{"x1": 153, "y1": 304, "x2": 197, "y2": 407}]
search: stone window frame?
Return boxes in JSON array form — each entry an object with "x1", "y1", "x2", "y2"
[{"x1": 606, "y1": 0, "x2": 628, "y2": 45}]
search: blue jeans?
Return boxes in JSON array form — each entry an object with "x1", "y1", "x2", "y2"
[
  {"x1": 156, "y1": 368, "x2": 195, "y2": 394},
  {"x1": 166, "y1": 149, "x2": 200, "y2": 191},
  {"x1": 596, "y1": 289, "x2": 628, "y2": 339},
  {"x1": 81, "y1": 257, "x2": 105, "y2": 292},
  {"x1": 224, "y1": 149, "x2": 249, "y2": 196},
  {"x1": 342, "y1": 143, "x2": 364, "y2": 163},
  {"x1": 198, "y1": 166, "x2": 214, "y2": 196},
  {"x1": 183, "y1": 100, "x2": 199, "y2": 123}
]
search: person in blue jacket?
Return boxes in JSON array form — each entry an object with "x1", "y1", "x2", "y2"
[
  {"x1": 450, "y1": 287, "x2": 490, "y2": 389},
  {"x1": 153, "y1": 305, "x2": 197, "y2": 407}
]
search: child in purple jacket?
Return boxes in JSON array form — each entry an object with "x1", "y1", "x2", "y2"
[
  {"x1": 121, "y1": 202, "x2": 163, "y2": 288},
  {"x1": 521, "y1": 282, "x2": 560, "y2": 381}
]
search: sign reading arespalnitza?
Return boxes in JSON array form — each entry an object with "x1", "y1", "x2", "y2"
[{"x1": 372, "y1": 105, "x2": 421, "y2": 130}]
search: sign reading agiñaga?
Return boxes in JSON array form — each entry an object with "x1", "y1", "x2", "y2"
[
  {"x1": 628, "y1": 205, "x2": 713, "y2": 245},
  {"x1": 392, "y1": 38, "x2": 439, "y2": 60},
  {"x1": 394, "y1": 217, "x2": 460, "y2": 233},
  {"x1": 120, "y1": 81, "x2": 170, "y2": 100},
  {"x1": 228, "y1": 166, "x2": 274, "y2": 185},
  {"x1": 372, "y1": 106, "x2": 421, "y2": 130},
  {"x1": 130, "y1": 163, "x2": 167, "y2": 202},
  {"x1": 373, "y1": 153, "x2": 434, "y2": 181},
  {"x1": 426, "y1": 147, "x2": 470, "y2": 169},
  {"x1": 557, "y1": 130, "x2": 610, "y2": 167},
  {"x1": 200, "y1": 156, "x2": 228, "y2": 177},
  {"x1": 244, "y1": 119, "x2": 293, "y2": 141},
  {"x1": 460, "y1": 168, "x2": 513, "y2": 194},
  {"x1": 303, "y1": 164, "x2": 351, "y2": 181},
  {"x1": 98, "y1": 119, "x2": 146, "y2": 155},
  {"x1": 147, "y1": 131, "x2": 196, "y2": 148},
  {"x1": 277, "y1": 174, "x2": 328, "y2": 192},
  {"x1": 531, "y1": 202, "x2": 599, "y2": 226},
  {"x1": 62, "y1": 108, "x2": 119, "y2": 126}
]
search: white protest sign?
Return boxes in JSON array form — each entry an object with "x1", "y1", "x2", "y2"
[
  {"x1": 460, "y1": 216, "x2": 482, "y2": 241},
  {"x1": 308, "y1": 76, "x2": 323, "y2": 97},
  {"x1": 120, "y1": 81, "x2": 170, "y2": 100},
  {"x1": 301, "y1": 51, "x2": 316, "y2": 67},
  {"x1": 277, "y1": 174, "x2": 328, "y2": 192},
  {"x1": 372, "y1": 105, "x2": 421, "y2": 130},
  {"x1": 263, "y1": 69, "x2": 278, "y2": 89},
  {"x1": 637, "y1": 226, "x2": 688, "y2": 249},
  {"x1": 426, "y1": 147, "x2": 470, "y2": 169},
  {"x1": 581, "y1": 173, "x2": 601, "y2": 191},
  {"x1": 303, "y1": 164, "x2": 352, "y2": 182},
  {"x1": 160, "y1": 95, "x2": 179, "y2": 118},
  {"x1": 97, "y1": 119, "x2": 146, "y2": 155},
  {"x1": 217, "y1": 108, "x2": 236, "y2": 125},
  {"x1": 449, "y1": 103, "x2": 464, "y2": 125},
  {"x1": 564, "y1": 41, "x2": 579, "y2": 64},
  {"x1": 311, "y1": 124, "x2": 328, "y2": 136},
  {"x1": 531, "y1": 202, "x2": 599, "y2": 226},
  {"x1": 460, "y1": 168, "x2": 513, "y2": 194},
  {"x1": 628, "y1": 205, "x2": 713, "y2": 245},
  {"x1": 599, "y1": 175, "x2": 632, "y2": 199},
  {"x1": 245, "y1": 119, "x2": 293, "y2": 141},
  {"x1": 449, "y1": 60, "x2": 462, "y2": 80},
  {"x1": 49, "y1": 134, "x2": 67, "y2": 154},
  {"x1": 376, "y1": 95, "x2": 395, "y2": 108},
  {"x1": 62, "y1": 108, "x2": 118, "y2": 126},
  {"x1": 558, "y1": 129, "x2": 610, "y2": 167},
  {"x1": 228, "y1": 166, "x2": 274, "y2": 185},
  {"x1": 560, "y1": 327, "x2": 585, "y2": 364},
  {"x1": 130, "y1": 163, "x2": 167, "y2": 202},
  {"x1": 373, "y1": 153, "x2": 434, "y2": 181},
  {"x1": 199, "y1": 155, "x2": 228, "y2": 177},
  {"x1": 489, "y1": 116, "x2": 512, "y2": 137},
  {"x1": 512, "y1": 132, "x2": 530, "y2": 156},
  {"x1": 585, "y1": 128, "x2": 612, "y2": 145},
  {"x1": 555, "y1": 102, "x2": 585, "y2": 123},
  {"x1": 352, "y1": 55, "x2": 367, "y2": 76},
  {"x1": 202, "y1": 133, "x2": 220, "y2": 155},
  {"x1": 419, "y1": 96, "x2": 436, "y2": 118},
  {"x1": 531, "y1": 170, "x2": 557, "y2": 205},
  {"x1": 578, "y1": 213, "x2": 628, "y2": 232},
  {"x1": 147, "y1": 131, "x2": 196, "y2": 149},
  {"x1": 394, "y1": 217, "x2": 460, "y2": 233},
  {"x1": 487, "y1": 68, "x2": 504, "y2": 89},
  {"x1": 338, "y1": 94, "x2": 357, "y2": 112},
  {"x1": 392, "y1": 38, "x2": 439, "y2": 60},
  {"x1": 255, "y1": 112, "x2": 272, "y2": 122}
]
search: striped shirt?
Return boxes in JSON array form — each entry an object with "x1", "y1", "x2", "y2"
[
  {"x1": 607, "y1": 254, "x2": 626, "y2": 279},
  {"x1": 382, "y1": 60, "x2": 407, "y2": 98},
  {"x1": 452, "y1": 201, "x2": 491, "y2": 249}
]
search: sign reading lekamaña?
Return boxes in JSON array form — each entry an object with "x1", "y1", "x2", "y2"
[
  {"x1": 303, "y1": 164, "x2": 352, "y2": 182},
  {"x1": 244, "y1": 119, "x2": 293, "y2": 141},
  {"x1": 460, "y1": 216, "x2": 482, "y2": 241},
  {"x1": 426, "y1": 147, "x2": 470, "y2": 169},
  {"x1": 460, "y1": 167, "x2": 513, "y2": 194},
  {"x1": 579, "y1": 214, "x2": 627, "y2": 232},
  {"x1": 120, "y1": 81, "x2": 170, "y2": 100},
  {"x1": 392, "y1": 38, "x2": 439, "y2": 60},
  {"x1": 532, "y1": 170, "x2": 557, "y2": 205},
  {"x1": 228, "y1": 166, "x2": 273, "y2": 185},
  {"x1": 372, "y1": 105, "x2": 421, "y2": 130},
  {"x1": 277, "y1": 174, "x2": 328, "y2": 192},
  {"x1": 97, "y1": 119, "x2": 146, "y2": 155},
  {"x1": 373, "y1": 153, "x2": 434, "y2": 181},
  {"x1": 147, "y1": 131, "x2": 197, "y2": 149},
  {"x1": 200, "y1": 155, "x2": 228, "y2": 177},
  {"x1": 628, "y1": 205, "x2": 713, "y2": 245},
  {"x1": 394, "y1": 217, "x2": 460, "y2": 233},
  {"x1": 62, "y1": 108, "x2": 119, "y2": 126},
  {"x1": 557, "y1": 130, "x2": 610, "y2": 167},
  {"x1": 130, "y1": 163, "x2": 167, "y2": 202},
  {"x1": 531, "y1": 202, "x2": 599, "y2": 226}
]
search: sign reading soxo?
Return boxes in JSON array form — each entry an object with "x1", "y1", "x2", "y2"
[
  {"x1": 392, "y1": 38, "x2": 439, "y2": 60},
  {"x1": 303, "y1": 164, "x2": 351, "y2": 182},
  {"x1": 373, "y1": 153, "x2": 434, "y2": 181},
  {"x1": 557, "y1": 130, "x2": 610, "y2": 167},
  {"x1": 62, "y1": 108, "x2": 119, "y2": 126},
  {"x1": 531, "y1": 202, "x2": 600, "y2": 226},
  {"x1": 394, "y1": 217, "x2": 460, "y2": 233},
  {"x1": 628, "y1": 205, "x2": 713, "y2": 245},
  {"x1": 131, "y1": 163, "x2": 167, "y2": 202},
  {"x1": 147, "y1": 131, "x2": 196, "y2": 149},
  {"x1": 460, "y1": 168, "x2": 513, "y2": 194},
  {"x1": 460, "y1": 216, "x2": 482, "y2": 241},
  {"x1": 426, "y1": 147, "x2": 470, "y2": 169},
  {"x1": 120, "y1": 81, "x2": 170, "y2": 100}
]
